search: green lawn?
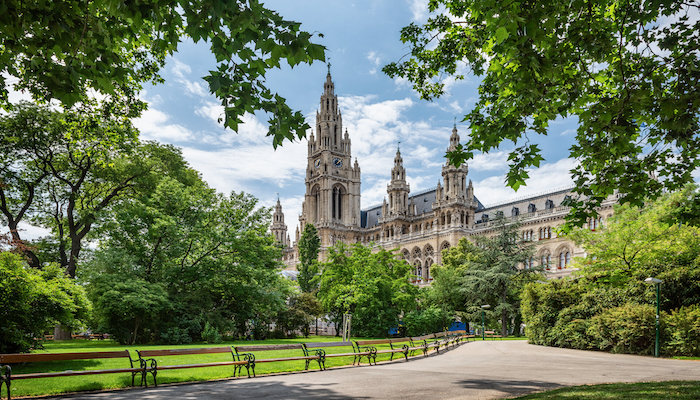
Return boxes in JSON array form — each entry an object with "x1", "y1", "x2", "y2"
[
  {"x1": 511, "y1": 381, "x2": 700, "y2": 399},
  {"x1": 3, "y1": 335, "x2": 466, "y2": 398}
]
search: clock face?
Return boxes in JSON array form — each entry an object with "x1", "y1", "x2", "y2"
[
  {"x1": 333, "y1": 158, "x2": 343, "y2": 168},
  {"x1": 314, "y1": 159, "x2": 321, "y2": 168}
]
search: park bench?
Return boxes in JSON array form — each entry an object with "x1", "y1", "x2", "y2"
[
  {"x1": 233, "y1": 343, "x2": 321, "y2": 378},
  {"x1": 353, "y1": 338, "x2": 411, "y2": 364},
  {"x1": 302, "y1": 341, "x2": 357, "y2": 370},
  {"x1": 135, "y1": 347, "x2": 252, "y2": 387},
  {"x1": 484, "y1": 330, "x2": 503, "y2": 339},
  {"x1": 0, "y1": 350, "x2": 147, "y2": 400}
]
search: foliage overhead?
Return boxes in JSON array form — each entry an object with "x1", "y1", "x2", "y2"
[
  {"x1": 0, "y1": 0, "x2": 326, "y2": 145},
  {"x1": 384, "y1": 0, "x2": 700, "y2": 226}
]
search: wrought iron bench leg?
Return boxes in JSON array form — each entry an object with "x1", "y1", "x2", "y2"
[{"x1": 1, "y1": 365, "x2": 11, "y2": 400}]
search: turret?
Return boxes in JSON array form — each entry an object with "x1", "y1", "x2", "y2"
[
  {"x1": 270, "y1": 197, "x2": 289, "y2": 247},
  {"x1": 387, "y1": 145, "x2": 410, "y2": 216},
  {"x1": 441, "y1": 124, "x2": 468, "y2": 201}
]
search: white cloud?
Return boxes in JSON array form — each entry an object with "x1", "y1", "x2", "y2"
[
  {"x1": 134, "y1": 108, "x2": 194, "y2": 142},
  {"x1": 474, "y1": 158, "x2": 577, "y2": 206},
  {"x1": 171, "y1": 59, "x2": 209, "y2": 97},
  {"x1": 408, "y1": 0, "x2": 429, "y2": 21},
  {"x1": 367, "y1": 51, "x2": 382, "y2": 75},
  {"x1": 0, "y1": 222, "x2": 51, "y2": 242},
  {"x1": 469, "y1": 151, "x2": 510, "y2": 171}
]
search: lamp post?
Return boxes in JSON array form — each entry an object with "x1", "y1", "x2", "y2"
[
  {"x1": 480, "y1": 305, "x2": 490, "y2": 340},
  {"x1": 644, "y1": 277, "x2": 663, "y2": 357}
]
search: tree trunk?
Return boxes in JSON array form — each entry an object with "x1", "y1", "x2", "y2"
[
  {"x1": 7, "y1": 222, "x2": 41, "y2": 269},
  {"x1": 501, "y1": 285, "x2": 508, "y2": 337},
  {"x1": 54, "y1": 324, "x2": 72, "y2": 340}
]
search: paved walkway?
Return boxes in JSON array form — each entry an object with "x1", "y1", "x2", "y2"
[{"x1": 47, "y1": 341, "x2": 700, "y2": 400}]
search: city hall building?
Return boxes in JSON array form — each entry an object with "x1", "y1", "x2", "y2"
[{"x1": 270, "y1": 72, "x2": 616, "y2": 284}]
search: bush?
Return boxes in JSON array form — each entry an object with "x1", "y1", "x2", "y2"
[
  {"x1": 0, "y1": 253, "x2": 90, "y2": 353},
  {"x1": 202, "y1": 322, "x2": 222, "y2": 344},
  {"x1": 664, "y1": 305, "x2": 700, "y2": 356},
  {"x1": 588, "y1": 303, "x2": 656, "y2": 355},
  {"x1": 90, "y1": 274, "x2": 170, "y2": 344},
  {"x1": 160, "y1": 327, "x2": 192, "y2": 344},
  {"x1": 403, "y1": 306, "x2": 452, "y2": 336}
]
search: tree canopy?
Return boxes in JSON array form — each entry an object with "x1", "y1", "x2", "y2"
[
  {"x1": 1, "y1": 0, "x2": 326, "y2": 144},
  {"x1": 317, "y1": 243, "x2": 418, "y2": 337},
  {"x1": 84, "y1": 148, "x2": 288, "y2": 343},
  {"x1": 0, "y1": 102, "x2": 147, "y2": 276},
  {"x1": 384, "y1": 0, "x2": 700, "y2": 226}
]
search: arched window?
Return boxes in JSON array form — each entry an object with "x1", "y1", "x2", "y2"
[
  {"x1": 424, "y1": 244, "x2": 434, "y2": 258},
  {"x1": 547, "y1": 227, "x2": 552, "y2": 238},
  {"x1": 528, "y1": 203, "x2": 536, "y2": 213}
]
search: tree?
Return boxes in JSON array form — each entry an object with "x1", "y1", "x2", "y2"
[
  {"x1": 317, "y1": 243, "x2": 418, "y2": 337},
  {"x1": 90, "y1": 275, "x2": 170, "y2": 345},
  {"x1": 0, "y1": 103, "x2": 148, "y2": 276},
  {"x1": 384, "y1": 1, "x2": 700, "y2": 226},
  {"x1": 522, "y1": 187, "x2": 700, "y2": 356},
  {"x1": 568, "y1": 186, "x2": 700, "y2": 310},
  {"x1": 0, "y1": 102, "x2": 155, "y2": 277},
  {"x1": 1, "y1": 0, "x2": 326, "y2": 145},
  {"x1": 430, "y1": 218, "x2": 539, "y2": 336},
  {"x1": 0, "y1": 252, "x2": 90, "y2": 353},
  {"x1": 297, "y1": 223, "x2": 320, "y2": 293},
  {"x1": 84, "y1": 150, "x2": 289, "y2": 343}
]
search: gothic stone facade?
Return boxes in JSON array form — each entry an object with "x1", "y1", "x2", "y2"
[{"x1": 270, "y1": 72, "x2": 616, "y2": 284}]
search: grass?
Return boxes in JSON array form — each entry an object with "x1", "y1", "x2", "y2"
[
  {"x1": 510, "y1": 381, "x2": 700, "y2": 399},
  {"x1": 3, "y1": 335, "x2": 467, "y2": 398}
]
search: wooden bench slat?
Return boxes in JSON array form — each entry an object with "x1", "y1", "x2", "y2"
[
  {"x1": 0, "y1": 350, "x2": 129, "y2": 363},
  {"x1": 138, "y1": 347, "x2": 231, "y2": 357},
  {"x1": 355, "y1": 339, "x2": 393, "y2": 345},
  {"x1": 303, "y1": 341, "x2": 352, "y2": 348},
  {"x1": 155, "y1": 361, "x2": 246, "y2": 370},
  {"x1": 323, "y1": 352, "x2": 361, "y2": 358},
  {"x1": 254, "y1": 356, "x2": 317, "y2": 363},
  {"x1": 13, "y1": 367, "x2": 141, "y2": 380},
  {"x1": 235, "y1": 344, "x2": 303, "y2": 351}
]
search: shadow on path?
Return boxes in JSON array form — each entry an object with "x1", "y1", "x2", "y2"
[
  {"x1": 456, "y1": 378, "x2": 563, "y2": 397},
  {"x1": 46, "y1": 380, "x2": 369, "y2": 400}
]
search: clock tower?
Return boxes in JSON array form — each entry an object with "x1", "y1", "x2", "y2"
[{"x1": 300, "y1": 69, "x2": 361, "y2": 248}]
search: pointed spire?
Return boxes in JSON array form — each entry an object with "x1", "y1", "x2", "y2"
[{"x1": 449, "y1": 123, "x2": 460, "y2": 151}]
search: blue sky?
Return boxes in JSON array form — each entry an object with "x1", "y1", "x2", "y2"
[{"x1": 133, "y1": 0, "x2": 581, "y2": 235}]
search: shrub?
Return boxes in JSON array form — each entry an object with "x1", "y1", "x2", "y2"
[
  {"x1": 90, "y1": 274, "x2": 170, "y2": 344},
  {"x1": 202, "y1": 322, "x2": 223, "y2": 344},
  {"x1": 403, "y1": 306, "x2": 451, "y2": 336},
  {"x1": 664, "y1": 305, "x2": 700, "y2": 356},
  {"x1": 588, "y1": 303, "x2": 656, "y2": 355},
  {"x1": 160, "y1": 327, "x2": 192, "y2": 345},
  {"x1": 0, "y1": 253, "x2": 90, "y2": 353}
]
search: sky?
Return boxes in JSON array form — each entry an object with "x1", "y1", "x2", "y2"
[{"x1": 131, "y1": 0, "x2": 583, "y2": 238}]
